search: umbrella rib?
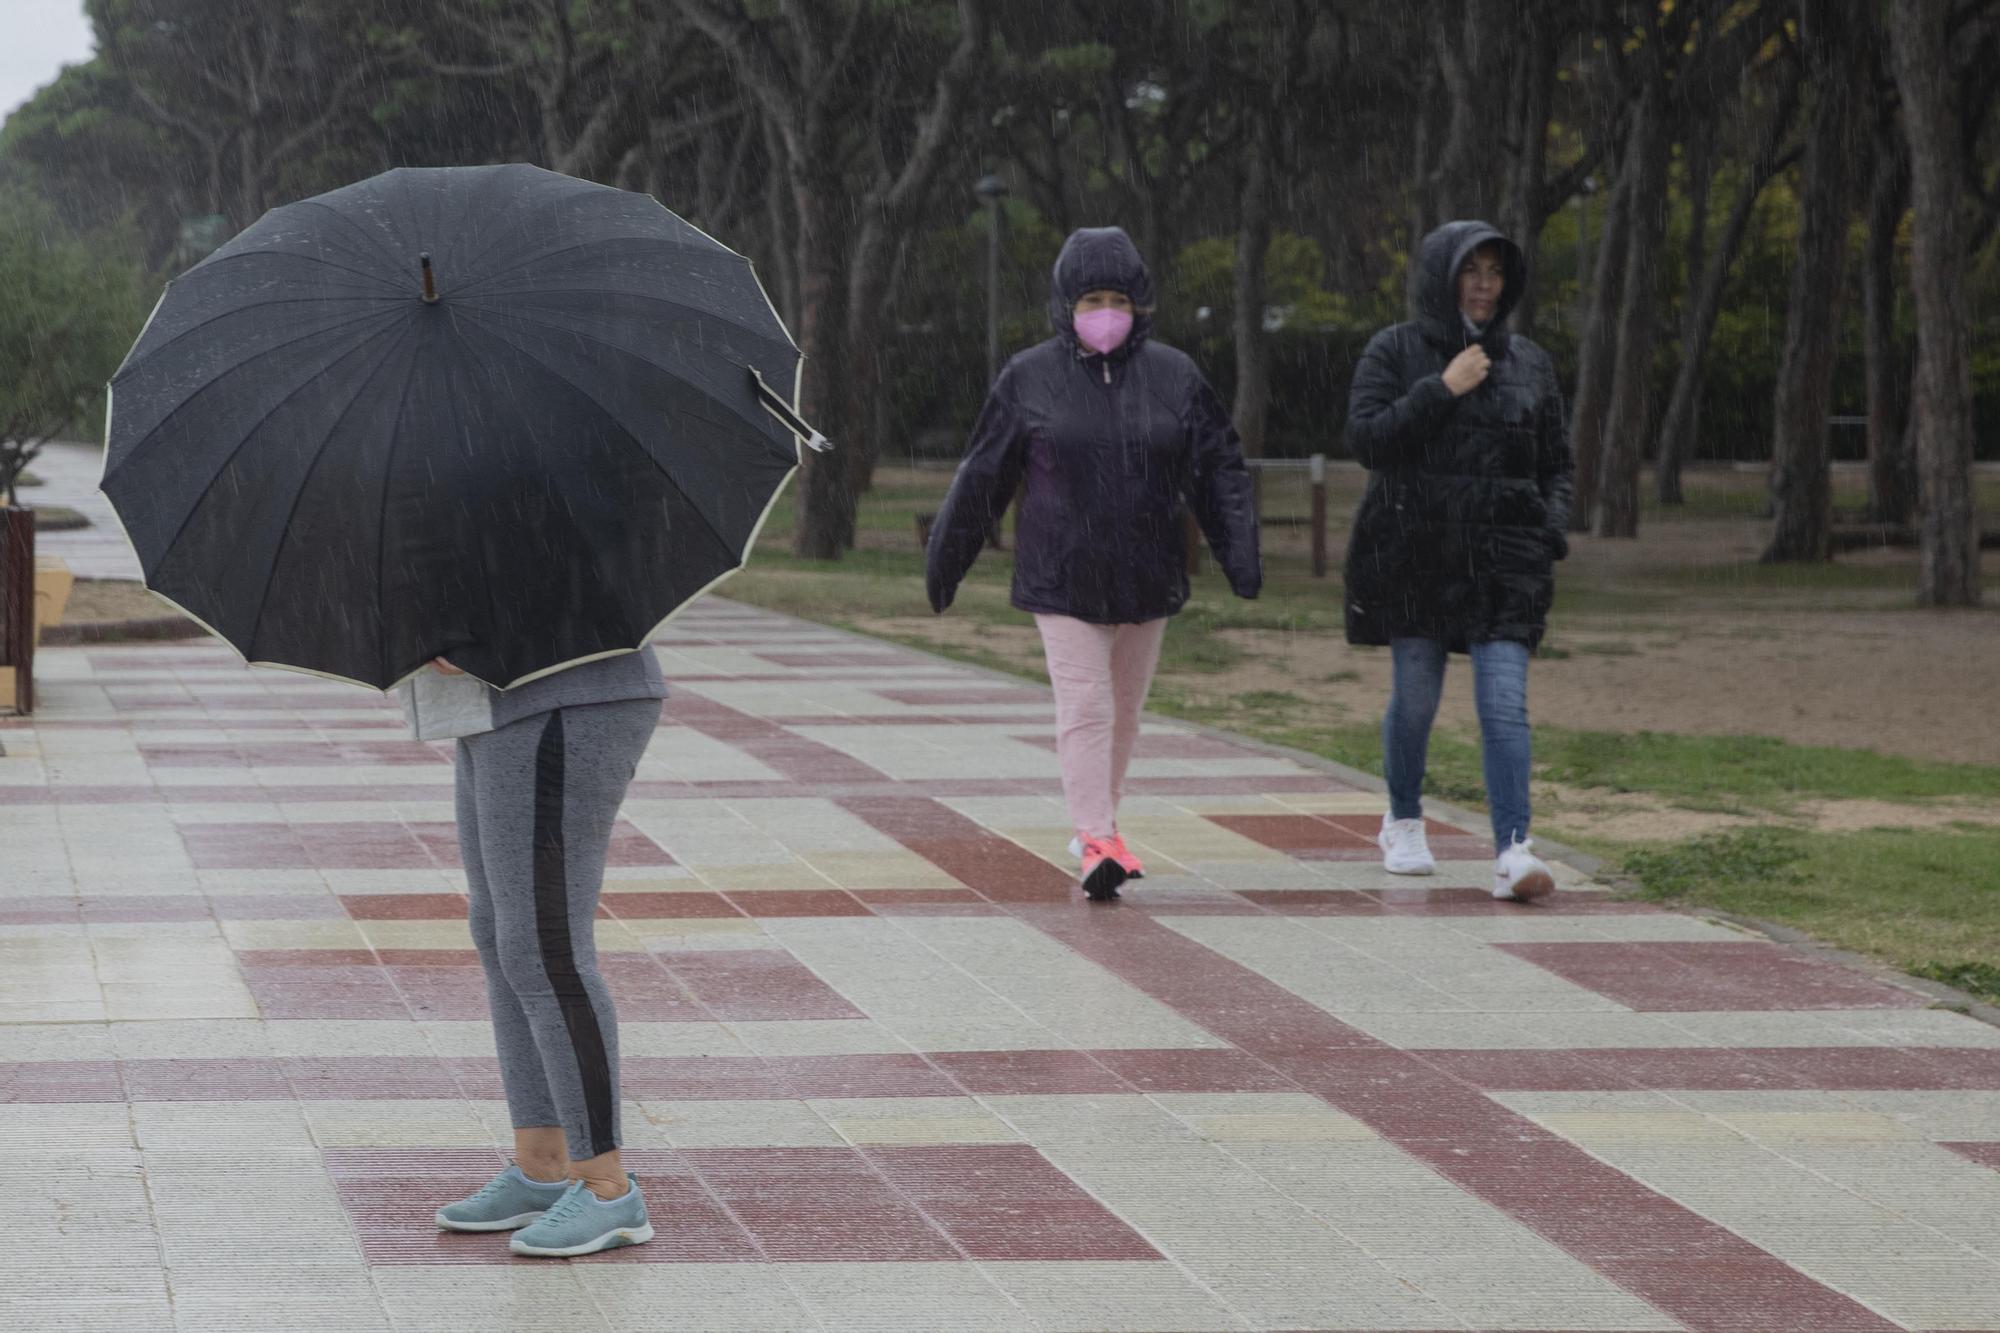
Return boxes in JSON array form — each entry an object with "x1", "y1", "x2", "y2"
[
  {"x1": 451, "y1": 302, "x2": 797, "y2": 449},
  {"x1": 106, "y1": 310, "x2": 413, "y2": 483},
  {"x1": 449, "y1": 233, "x2": 715, "y2": 298},
  {"x1": 450, "y1": 315, "x2": 747, "y2": 567},
  {"x1": 190, "y1": 247, "x2": 408, "y2": 293},
  {"x1": 458, "y1": 288, "x2": 795, "y2": 359},
  {"x1": 114, "y1": 301, "x2": 400, "y2": 383},
  {"x1": 286, "y1": 199, "x2": 413, "y2": 272},
  {"x1": 235, "y1": 315, "x2": 422, "y2": 673},
  {"x1": 147, "y1": 312, "x2": 418, "y2": 592}
]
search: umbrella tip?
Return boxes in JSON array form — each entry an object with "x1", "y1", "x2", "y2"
[{"x1": 420, "y1": 253, "x2": 438, "y2": 304}]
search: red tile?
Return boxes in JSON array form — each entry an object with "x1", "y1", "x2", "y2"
[
  {"x1": 206, "y1": 894, "x2": 351, "y2": 921},
  {"x1": 724, "y1": 890, "x2": 872, "y2": 917},
  {"x1": 1587, "y1": 1256, "x2": 1902, "y2": 1332},
  {"x1": 341, "y1": 893, "x2": 468, "y2": 920},
  {"x1": 671, "y1": 695, "x2": 889, "y2": 784},
  {"x1": 929, "y1": 1050, "x2": 1131, "y2": 1096},
  {"x1": 120, "y1": 1058, "x2": 293, "y2": 1101},
  {"x1": 1316, "y1": 813, "x2": 1467, "y2": 838},
  {"x1": 756, "y1": 651, "x2": 913, "y2": 668},
  {"x1": 1009, "y1": 732, "x2": 1247, "y2": 759},
  {"x1": 0, "y1": 1061, "x2": 126, "y2": 1104},
  {"x1": 284, "y1": 1057, "x2": 463, "y2": 1100},
  {"x1": 373, "y1": 949, "x2": 482, "y2": 967},
  {"x1": 616, "y1": 1058, "x2": 787, "y2": 1101},
  {"x1": 237, "y1": 949, "x2": 381, "y2": 968},
  {"x1": 1090, "y1": 1047, "x2": 1300, "y2": 1093},
  {"x1": 1497, "y1": 941, "x2": 1928, "y2": 1011},
  {"x1": 1942, "y1": 1142, "x2": 2000, "y2": 1173},
  {"x1": 765, "y1": 1055, "x2": 959, "y2": 1099},
  {"x1": 242, "y1": 972, "x2": 412, "y2": 1021},
  {"x1": 661, "y1": 950, "x2": 862, "y2": 1022},
  {"x1": 0, "y1": 898, "x2": 83, "y2": 925},
  {"x1": 325, "y1": 1147, "x2": 761, "y2": 1266},
  {"x1": 877, "y1": 687, "x2": 1044, "y2": 706},
  {"x1": 601, "y1": 892, "x2": 743, "y2": 919},
  {"x1": 1204, "y1": 813, "x2": 1376, "y2": 857}
]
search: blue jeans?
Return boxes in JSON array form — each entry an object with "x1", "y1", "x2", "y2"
[{"x1": 1382, "y1": 638, "x2": 1532, "y2": 853}]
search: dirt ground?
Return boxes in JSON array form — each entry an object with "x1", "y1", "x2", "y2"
[{"x1": 61, "y1": 578, "x2": 186, "y2": 625}]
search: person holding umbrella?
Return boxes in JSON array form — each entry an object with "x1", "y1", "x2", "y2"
[
  {"x1": 1342, "y1": 219, "x2": 1574, "y2": 901},
  {"x1": 101, "y1": 164, "x2": 826, "y2": 1256},
  {"x1": 926, "y1": 226, "x2": 1261, "y2": 903},
  {"x1": 403, "y1": 650, "x2": 664, "y2": 1255}
]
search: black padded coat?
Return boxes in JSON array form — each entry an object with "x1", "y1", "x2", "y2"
[
  {"x1": 925, "y1": 227, "x2": 1261, "y2": 623},
  {"x1": 1342, "y1": 220, "x2": 1575, "y2": 653}
]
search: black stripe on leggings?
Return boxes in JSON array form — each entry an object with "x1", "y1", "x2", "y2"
[{"x1": 531, "y1": 709, "x2": 617, "y2": 1155}]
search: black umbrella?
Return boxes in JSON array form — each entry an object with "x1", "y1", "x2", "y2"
[{"x1": 102, "y1": 164, "x2": 827, "y2": 690}]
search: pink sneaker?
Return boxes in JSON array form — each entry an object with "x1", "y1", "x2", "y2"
[
  {"x1": 1079, "y1": 837, "x2": 1129, "y2": 902},
  {"x1": 1104, "y1": 833, "x2": 1145, "y2": 879},
  {"x1": 1070, "y1": 832, "x2": 1145, "y2": 878}
]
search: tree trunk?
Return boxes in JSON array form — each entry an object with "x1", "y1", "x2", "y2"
[
  {"x1": 790, "y1": 160, "x2": 856, "y2": 561},
  {"x1": 1890, "y1": 0, "x2": 1982, "y2": 605},
  {"x1": 1861, "y1": 133, "x2": 1915, "y2": 525},
  {"x1": 1655, "y1": 119, "x2": 1713, "y2": 507},
  {"x1": 1596, "y1": 79, "x2": 1671, "y2": 538},
  {"x1": 1568, "y1": 144, "x2": 1632, "y2": 533},
  {"x1": 1657, "y1": 70, "x2": 1800, "y2": 503},
  {"x1": 760, "y1": 116, "x2": 799, "y2": 330},
  {"x1": 1231, "y1": 105, "x2": 1276, "y2": 461},
  {"x1": 1498, "y1": 12, "x2": 1556, "y2": 340},
  {"x1": 1764, "y1": 0, "x2": 1866, "y2": 565}
]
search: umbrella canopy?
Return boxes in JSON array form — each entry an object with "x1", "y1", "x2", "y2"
[{"x1": 103, "y1": 163, "x2": 816, "y2": 690}]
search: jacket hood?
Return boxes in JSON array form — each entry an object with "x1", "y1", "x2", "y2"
[
  {"x1": 1048, "y1": 226, "x2": 1155, "y2": 355},
  {"x1": 1414, "y1": 219, "x2": 1525, "y2": 353}
]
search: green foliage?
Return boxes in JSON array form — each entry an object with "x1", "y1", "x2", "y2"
[
  {"x1": 1621, "y1": 828, "x2": 1809, "y2": 899},
  {"x1": 1909, "y1": 961, "x2": 2000, "y2": 1005},
  {"x1": 0, "y1": 192, "x2": 141, "y2": 503},
  {"x1": 1535, "y1": 728, "x2": 2000, "y2": 813},
  {"x1": 1610, "y1": 826, "x2": 2000, "y2": 1003}
]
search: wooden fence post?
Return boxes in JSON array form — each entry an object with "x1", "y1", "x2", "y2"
[{"x1": 1, "y1": 506, "x2": 35, "y2": 715}]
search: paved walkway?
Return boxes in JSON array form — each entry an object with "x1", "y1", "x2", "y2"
[
  {"x1": 4, "y1": 609, "x2": 2000, "y2": 1333},
  {"x1": 20, "y1": 440, "x2": 142, "y2": 580}
]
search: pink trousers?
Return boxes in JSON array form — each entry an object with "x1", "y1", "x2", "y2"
[{"x1": 1034, "y1": 614, "x2": 1168, "y2": 841}]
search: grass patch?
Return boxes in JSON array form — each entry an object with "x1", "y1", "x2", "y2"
[
  {"x1": 1608, "y1": 826, "x2": 2000, "y2": 1004},
  {"x1": 1535, "y1": 729, "x2": 2000, "y2": 813},
  {"x1": 1909, "y1": 962, "x2": 2000, "y2": 1006}
]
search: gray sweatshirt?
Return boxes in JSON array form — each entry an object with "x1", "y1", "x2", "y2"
[{"x1": 394, "y1": 649, "x2": 667, "y2": 741}]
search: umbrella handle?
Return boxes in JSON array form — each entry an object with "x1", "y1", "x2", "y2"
[
  {"x1": 750, "y1": 368, "x2": 833, "y2": 452},
  {"x1": 420, "y1": 253, "x2": 439, "y2": 304}
]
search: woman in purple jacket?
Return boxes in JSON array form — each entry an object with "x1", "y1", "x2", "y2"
[{"x1": 926, "y1": 227, "x2": 1261, "y2": 901}]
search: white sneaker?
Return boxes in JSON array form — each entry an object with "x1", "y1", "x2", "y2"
[
  {"x1": 1493, "y1": 837, "x2": 1555, "y2": 901},
  {"x1": 1068, "y1": 836, "x2": 1083, "y2": 860},
  {"x1": 1377, "y1": 815, "x2": 1435, "y2": 876}
]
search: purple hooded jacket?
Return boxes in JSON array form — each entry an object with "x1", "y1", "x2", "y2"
[{"x1": 925, "y1": 227, "x2": 1260, "y2": 623}]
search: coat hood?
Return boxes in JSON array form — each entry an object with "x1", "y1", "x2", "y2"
[
  {"x1": 1413, "y1": 219, "x2": 1525, "y2": 354},
  {"x1": 1048, "y1": 226, "x2": 1155, "y2": 355}
]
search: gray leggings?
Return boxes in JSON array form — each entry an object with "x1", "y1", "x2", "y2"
[{"x1": 454, "y1": 700, "x2": 658, "y2": 1160}]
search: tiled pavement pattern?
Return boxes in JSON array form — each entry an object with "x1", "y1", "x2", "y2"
[{"x1": 4, "y1": 605, "x2": 2000, "y2": 1333}]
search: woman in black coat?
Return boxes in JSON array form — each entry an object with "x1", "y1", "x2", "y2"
[
  {"x1": 1343, "y1": 219, "x2": 1575, "y2": 901},
  {"x1": 927, "y1": 226, "x2": 1260, "y2": 902}
]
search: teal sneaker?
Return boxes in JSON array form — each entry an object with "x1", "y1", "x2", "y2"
[
  {"x1": 508, "y1": 1175, "x2": 653, "y2": 1258},
  {"x1": 435, "y1": 1164, "x2": 571, "y2": 1233}
]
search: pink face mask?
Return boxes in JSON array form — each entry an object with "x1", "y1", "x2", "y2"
[{"x1": 1073, "y1": 307, "x2": 1133, "y2": 355}]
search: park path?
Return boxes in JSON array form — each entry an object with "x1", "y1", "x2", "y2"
[{"x1": 4, "y1": 453, "x2": 2000, "y2": 1330}]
